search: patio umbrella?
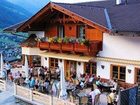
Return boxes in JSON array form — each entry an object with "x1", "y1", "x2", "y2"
[
  {"x1": 1, "y1": 53, "x2": 3, "y2": 71},
  {"x1": 0, "y1": 53, "x2": 4, "y2": 77},
  {"x1": 24, "y1": 55, "x2": 29, "y2": 80},
  {"x1": 59, "y1": 66, "x2": 68, "y2": 100}
]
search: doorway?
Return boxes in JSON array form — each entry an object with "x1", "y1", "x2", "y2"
[
  {"x1": 64, "y1": 60, "x2": 76, "y2": 79},
  {"x1": 84, "y1": 62, "x2": 96, "y2": 75}
]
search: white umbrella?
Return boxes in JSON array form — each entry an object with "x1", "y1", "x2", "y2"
[
  {"x1": 24, "y1": 55, "x2": 29, "y2": 79},
  {"x1": 1, "y1": 53, "x2": 3, "y2": 71},
  {"x1": 59, "y1": 66, "x2": 67, "y2": 100},
  {"x1": 0, "y1": 53, "x2": 4, "y2": 77}
]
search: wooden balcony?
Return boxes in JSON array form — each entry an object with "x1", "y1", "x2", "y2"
[{"x1": 38, "y1": 41, "x2": 102, "y2": 56}]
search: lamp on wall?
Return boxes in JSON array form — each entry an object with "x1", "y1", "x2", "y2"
[
  {"x1": 128, "y1": 69, "x2": 131, "y2": 73},
  {"x1": 59, "y1": 59, "x2": 62, "y2": 62},
  {"x1": 78, "y1": 62, "x2": 81, "y2": 65},
  {"x1": 101, "y1": 65, "x2": 105, "y2": 69}
]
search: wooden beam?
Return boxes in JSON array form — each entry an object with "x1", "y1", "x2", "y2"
[
  {"x1": 51, "y1": 3, "x2": 110, "y2": 33},
  {"x1": 17, "y1": 2, "x2": 52, "y2": 32}
]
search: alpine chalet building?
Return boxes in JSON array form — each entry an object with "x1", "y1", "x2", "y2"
[{"x1": 14, "y1": 0, "x2": 140, "y2": 88}]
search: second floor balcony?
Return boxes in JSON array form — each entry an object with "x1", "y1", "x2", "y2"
[{"x1": 37, "y1": 37, "x2": 102, "y2": 56}]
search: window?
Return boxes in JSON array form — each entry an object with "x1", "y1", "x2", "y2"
[
  {"x1": 50, "y1": 58, "x2": 58, "y2": 69},
  {"x1": 135, "y1": 68, "x2": 140, "y2": 83},
  {"x1": 32, "y1": 55, "x2": 41, "y2": 67},
  {"x1": 85, "y1": 62, "x2": 96, "y2": 75},
  {"x1": 58, "y1": 25, "x2": 64, "y2": 38},
  {"x1": 111, "y1": 65, "x2": 126, "y2": 81},
  {"x1": 77, "y1": 25, "x2": 85, "y2": 38}
]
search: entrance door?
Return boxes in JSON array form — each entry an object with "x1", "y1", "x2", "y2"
[
  {"x1": 64, "y1": 60, "x2": 76, "y2": 80},
  {"x1": 84, "y1": 62, "x2": 96, "y2": 75},
  {"x1": 135, "y1": 68, "x2": 140, "y2": 83}
]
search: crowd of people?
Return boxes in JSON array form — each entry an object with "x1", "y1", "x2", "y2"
[{"x1": 0, "y1": 63, "x2": 121, "y2": 105}]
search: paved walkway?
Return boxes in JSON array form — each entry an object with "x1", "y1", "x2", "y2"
[{"x1": 0, "y1": 81, "x2": 30, "y2": 105}]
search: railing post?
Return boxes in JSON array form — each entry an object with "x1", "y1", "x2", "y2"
[
  {"x1": 30, "y1": 89, "x2": 33, "y2": 101},
  {"x1": 14, "y1": 83, "x2": 17, "y2": 95},
  {"x1": 4, "y1": 80, "x2": 6, "y2": 91}
]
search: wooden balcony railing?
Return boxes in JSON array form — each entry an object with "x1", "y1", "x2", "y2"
[{"x1": 38, "y1": 41, "x2": 102, "y2": 56}]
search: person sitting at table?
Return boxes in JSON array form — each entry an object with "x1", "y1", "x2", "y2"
[
  {"x1": 86, "y1": 74, "x2": 95, "y2": 87},
  {"x1": 71, "y1": 71, "x2": 76, "y2": 84},
  {"x1": 56, "y1": 66, "x2": 60, "y2": 79},
  {"x1": 97, "y1": 75, "x2": 101, "y2": 81},
  {"x1": 89, "y1": 86, "x2": 101, "y2": 105},
  {"x1": 34, "y1": 77, "x2": 39, "y2": 90},
  {"x1": 79, "y1": 74, "x2": 85, "y2": 89},
  {"x1": 107, "y1": 90, "x2": 116, "y2": 105},
  {"x1": 84, "y1": 73, "x2": 90, "y2": 82},
  {"x1": 110, "y1": 79, "x2": 118, "y2": 91},
  {"x1": 96, "y1": 78, "x2": 104, "y2": 91},
  {"x1": 29, "y1": 76, "x2": 35, "y2": 89},
  {"x1": 44, "y1": 78, "x2": 50, "y2": 93},
  {"x1": 19, "y1": 74, "x2": 24, "y2": 86},
  {"x1": 96, "y1": 78, "x2": 102, "y2": 86}
]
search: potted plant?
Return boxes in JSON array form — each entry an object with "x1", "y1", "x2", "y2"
[
  {"x1": 63, "y1": 37, "x2": 69, "y2": 43},
  {"x1": 62, "y1": 37, "x2": 74, "y2": 51},
  {"x1": 75, "y1": 38, "x2": 89, "y2": 53},
  {"x1": 84, "y1": 39, "x2": 90, "y2": 46},
  {"x1": 49, "y1": 37, "x2": 61, "y2": 51}
]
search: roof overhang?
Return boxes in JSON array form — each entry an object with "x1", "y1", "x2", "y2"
[
  {"x1": 39, "y1": 52, "x2": 93, "y2": 62},
  {"x1": 17, "y1": 2, "x2": 110, "y2": 33},
  {"x1": 90, "y1": 57, "x2": 140, "y2": 66}
]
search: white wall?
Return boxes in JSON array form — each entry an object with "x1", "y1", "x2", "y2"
[
  {"x1": 76, "y1": 62, "x2": 84, "y2": 78},
  {"x1": 97, "y1": 60, "x2": 139, "y2": 84},
  {"x1": 99, "y1": 33, "x2": 140, "y2": 61},
  {"x1": 41, "y1": 56, "x2": 49, "y2": 68},
  {"x1": 29, "y1": 31, "x2": 45, "y2": 38},
  {"x1": 58, "y1": 59, "x2": 64, "y2": 71},
  {"x1": 126, "y1": 65, "x2": 135, "y2": 84},
  {"x1": 22, "y1": 47, "x2": 41, "y2": 55},
  {"x1": 97, "y1": 61, "x2": 111, "y2": 79}
]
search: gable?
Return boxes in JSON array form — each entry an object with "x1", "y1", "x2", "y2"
[{"x1": 17, "y1": 2, "x2": 110, "y2": 33}]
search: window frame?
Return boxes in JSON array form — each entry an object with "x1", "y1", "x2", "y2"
[
  {"x1": 57, "y1": 25, "x2": 65, "y2": 38},
  {"x1": 77, "y1": 25, "x2": 85, "y2": 39},
  {"x1": 111, "y1": 64, "x2": 126, "y2": 82}
]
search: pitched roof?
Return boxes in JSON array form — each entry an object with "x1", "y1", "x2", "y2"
[
  {"x1": 75, "y1": 0, "x2": 140, "y2": 32},
  {"x1": 54, "y1": 3, "x2": 108, "y2": 29},
  {"x1": 3, "y1": 21, "x2": 25, "y2": 32},
  {"x1": 4, "y1": 0, "x2": 140, "y2": 32}
]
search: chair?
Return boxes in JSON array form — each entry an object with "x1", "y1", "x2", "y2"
[
  {"x1": 81, "y1": 96, "x2": 88, "y2": 105},
  {"x1": 93, "y1": 84, "x2": 97, "y2": 89}
]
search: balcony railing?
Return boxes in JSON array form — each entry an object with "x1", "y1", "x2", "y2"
[{"x1": 37, "y1": 41, "x2": 102, "y2": 56}]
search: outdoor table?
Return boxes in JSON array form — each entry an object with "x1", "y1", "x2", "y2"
[
  {"x1": 101, "y1": 83, "x2": 113, "y2": 92},
  {"x1": 77, "y1": 92, "x2": 88, "y2": 105},
  {"x1": 66, "y1": 84, "x2": 76, "y2": 95}
]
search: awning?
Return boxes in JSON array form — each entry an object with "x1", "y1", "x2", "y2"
[
  {"x1": 39, "y1": 52, "x2": 93, "y2": 62},
  {"x1": 95, "y1": 57, "x2": 140, "y2": 66}
]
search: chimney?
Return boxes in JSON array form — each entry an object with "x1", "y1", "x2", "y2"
[{"x1": 116, "y1": 0, "x2": 122, "y2": 5}]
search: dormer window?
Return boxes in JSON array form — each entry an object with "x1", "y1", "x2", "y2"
[
  {"x1": 77, "y1": 25, "x2": 85, "y2": 39},
  {"x1": 58, "y1": 25, "x2": 65, "y2": 38}
]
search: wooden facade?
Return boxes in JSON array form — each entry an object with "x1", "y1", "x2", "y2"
[
  {"x1": 19, "y1": 3, "x2": 105, "y2": 57},
  {"x1": 18, "y1": 2, "x2": 108, "y2": 81}
]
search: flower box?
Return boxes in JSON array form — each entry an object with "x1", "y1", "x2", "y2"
[
  {"x1": 50, "y1": 43, "x2": 61, "y2": 51},
  {"x1": 62, "y1": 43, "x2": 74, "y2": 51},
  {"x1": 74, "y1": 43, "x2": 89, "y2": 53},
  {"x1": 39, "y1": 42, "x2": 49, "y2": 50}
]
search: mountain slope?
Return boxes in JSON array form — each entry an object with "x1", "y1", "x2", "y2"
[
  {"x1": 7, "y1": 0, "x2": 49, "y2": 14},
  {"x1": 0, "y1": 0, "x2": 32, "y2": 28}
]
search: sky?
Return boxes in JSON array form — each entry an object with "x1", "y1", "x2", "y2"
[{"x1": 50, "y1": 0, "x2": 104, "y2": 3}]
